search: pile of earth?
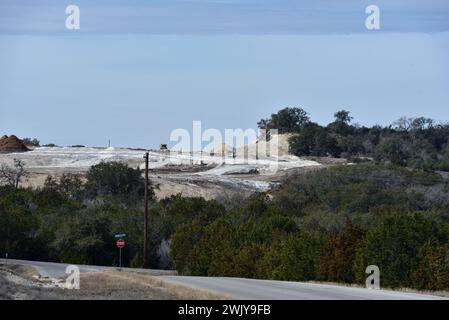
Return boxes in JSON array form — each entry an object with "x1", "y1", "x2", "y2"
[{"x1": 0, "y1": 135, "x2": 30, "y2": 153}]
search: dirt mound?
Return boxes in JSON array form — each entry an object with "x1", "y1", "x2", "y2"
[
  {"x1": 0, "y1": 135, "x2": 30, "y2": 153},
  {"x1": 235, "y1": 133, "x2": 294, "y2": 158}
]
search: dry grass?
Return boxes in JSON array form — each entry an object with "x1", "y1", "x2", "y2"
[
  {"x1": 307, "y1": 280, "x2": 449, "y2": 298},
  {"x1": 0, "y1": 264, "x2": 228, "y2": 300},
  {"x1": 0, "y1": 264, "x2": 39, "y2": 281},
  {"x1": 100, "y1": 270, "x2": 230, "y2": 300}
]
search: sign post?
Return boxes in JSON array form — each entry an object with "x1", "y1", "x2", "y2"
[
  {"x1": 114, "y1": 234, "x2": 127, "y2": 268},
  {"x1": 116, "y1": 239, "x2": 126, "y2": 268}
]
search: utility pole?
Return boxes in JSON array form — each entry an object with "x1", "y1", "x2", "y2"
[
  {"x1": 256, "y1": 140, "x2": 259, "y2": 160},
  {"x1": 221, "y1": 144, "x2": 225, "y2": 164},
  {"x1": 119, "y1": 246, "x2": 122, "y2": 268},
  {"x1": 143, "y1": 152, "x2": 149, "y2": 268}
]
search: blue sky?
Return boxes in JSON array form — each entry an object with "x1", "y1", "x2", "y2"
[
  {"x1": 1, "y1": 0, "x2": 449, "y2": 34},
  {"x1": 0, "y1": 1, "x2": 449, "y2": 148}
]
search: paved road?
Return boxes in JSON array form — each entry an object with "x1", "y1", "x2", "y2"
[
  {"x1": 0, "y1": 258, "x2": 175, "y2": 279},
  {"x1": 159, "y1": 276, "x2": 446, "y2": 300},
  {"x1": 1, "y1": 259, "x2": 446, "y2": 300}
]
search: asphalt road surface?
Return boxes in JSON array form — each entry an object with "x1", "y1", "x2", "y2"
[
  {"x1": 0, "y1": 258, "x2": 175, "y2": 278},
  {"x1": 1, "y1": 259, "x2": 446, "y2": 300},
  {"x1": 159, "y1": 275, "x2": 446, "y2": 300}
]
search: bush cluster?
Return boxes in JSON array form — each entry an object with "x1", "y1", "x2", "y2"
[{"x1": 258, "y1": 107, "x2": 449, "y2": 171}]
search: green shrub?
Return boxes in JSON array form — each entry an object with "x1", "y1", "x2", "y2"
[
  {"x1": 354, "y1": 213, "x2": 445, "y2": 288},
  {"x1": 270, "y1": 232, "x2": 325, "y2": 281},
  {"x1": 84, "y1": 161, "x2": 152, "y2": 204},
  {"x1": 169, "y1": 220, "x2": 207, "y2": 274},
  {"x1": 412, "y1": 240, "x2": 449, "y2": 291},
  {"x1": 317, "y1": 223, "x2": 366, "y2": 283}
]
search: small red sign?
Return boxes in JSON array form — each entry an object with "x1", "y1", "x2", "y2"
[{"x1": 116, "y1": 239, "x2": 125, "y2": 248}]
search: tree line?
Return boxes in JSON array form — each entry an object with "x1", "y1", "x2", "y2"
[{"x1": 258, "y1": 107, "x2": 449, "y2": 171}]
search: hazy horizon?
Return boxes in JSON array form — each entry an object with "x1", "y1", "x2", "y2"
[{"x1": 1, "y1": 1, "x2": 449, "y2": 148}]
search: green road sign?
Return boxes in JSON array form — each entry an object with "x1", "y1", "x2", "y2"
[{"x1": 114, "y1": 233, "x2": 127, "y2": 239}]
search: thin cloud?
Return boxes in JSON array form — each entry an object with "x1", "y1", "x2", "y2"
[{"x1": 0, "y1": 0, "x2": 448, "y2": 34}]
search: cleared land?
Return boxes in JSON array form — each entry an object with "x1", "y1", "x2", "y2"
[{"x1": 0, "y1": 136, "x2": 324, "y2": 199}]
